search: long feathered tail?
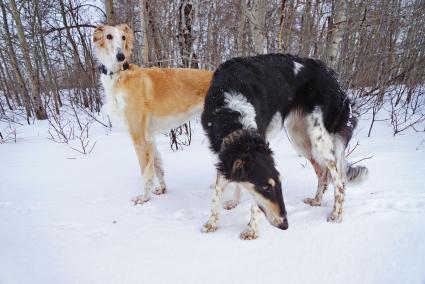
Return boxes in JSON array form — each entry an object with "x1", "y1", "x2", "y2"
[
  {"x1": 345, "y1": 101, "x2": 369, "y2": 184},
  {"x1": 346, "y1": 164, "x2": 369, "y2": 184}
]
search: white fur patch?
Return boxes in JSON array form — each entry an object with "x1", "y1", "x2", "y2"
[
  {"x1": 293, "y1": 62, "x2": 303, "y2": 75},
  {"x1": 306, "y1": 107, "x2": 347, "y2": 180},
  {"x1": 101, "y1": 75, "x2": 128, "y2": 127},
  {"x1": 266, "y1": 112, "x2": 283, "y2": 140},
  {"x1": 149, "y1": 105, "x2": 202, "y2": 134},
  {"x1": 224, "y1": 92, "x2": 257, "y2": 129},
  {"x1": 307, "y1": 108, "x2": 335, "y2": 166}
]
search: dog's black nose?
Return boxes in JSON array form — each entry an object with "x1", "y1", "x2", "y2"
[
  {"x1": 116, "y1": 53, "x2": 125, "y2": 62},
  {"x1": 278, "y1": 218, "x2": 289, "y2": 230}
]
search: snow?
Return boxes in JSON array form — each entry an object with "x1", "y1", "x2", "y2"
[{"x1": 1, "y1": 113, "x2": 425, "y2": 284}]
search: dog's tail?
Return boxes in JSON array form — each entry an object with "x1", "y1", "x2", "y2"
[{"x1": 346, "y1": 164, "x2": 369, "y2": 184}]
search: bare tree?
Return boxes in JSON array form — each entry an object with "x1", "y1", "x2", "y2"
[
  {"x1": 325, "y1": 0, "x2": 346, "y2": 68},
  {"x1": 0, "y1": 0, "x2": 423, "y2": 138},
  {"x1": 243, "y1": 0, "x2": 267, "y2": 54},
  {"x1": 139, "y1": 0, "x2": 150, "y2": 63},
  {"x1": 105, "y1": 0, "x2": 117, "y2": 25}
]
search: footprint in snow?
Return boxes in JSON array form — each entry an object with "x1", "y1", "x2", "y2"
[{"x1": 52, "y1": 222, "x2": 82, "y2": 231}]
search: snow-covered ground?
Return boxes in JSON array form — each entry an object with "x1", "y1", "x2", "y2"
[{"x1": 1, "y1": 112, "x2": 424, "y2": 284}]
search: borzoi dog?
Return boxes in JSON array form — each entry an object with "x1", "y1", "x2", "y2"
[
  {"x1": 93, "y1": 24, "x2": 212, "y2": 204},
  {"x1": 201, "y1": 54, "x2": 368, "y2": 239}
]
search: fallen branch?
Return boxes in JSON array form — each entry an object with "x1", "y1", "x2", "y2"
[{"x1": 350, "y1": 155, "x2": 374, "y2": 166}]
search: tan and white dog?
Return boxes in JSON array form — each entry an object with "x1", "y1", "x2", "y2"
[{"x1": 93, "y1": 24, "x2": 213, "y2": 204}]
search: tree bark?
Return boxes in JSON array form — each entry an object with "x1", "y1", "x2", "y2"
[
  {"x1": 0, "y1": 0, "x2": 31, "y2": 119},
  {"x1": 178, "y1": 0, "x2": 198, "y2": 68},
  {"x1": 139, "y1": 0, "x2": 150, "y2": 63},
  {"x1": 299, "y1": 0, "x2": 312, "y2": 56},
  {"x1": 9, "y1": 0, "x2": 47, "y2": 120},
  {"x1": 237, "y1": 0, "x2": 247, "y2": 56},
  {"x1": 325, "y1": 0, "x2": 346, "y2": 69},
  {"x1": 105, "y1": 0, "x2": 117, "y2": 25},
  {"x1": 243, "y1": 0, "x2": 267, "y2": 54}
]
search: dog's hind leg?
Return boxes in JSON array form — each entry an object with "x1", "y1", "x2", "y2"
[
  {"x1": 223, "y1": 184, "x2": 242, "y2": 210},
  {"x1": 307, "y1": 108, "x2": 346, "y2": 222},
  {"x1": 240, "y1": 204, "x2": 262, "y2": 240},
  {"x1": 152, "y1": 147, "x2": 166, "y2": 195},
  {"x1": 303, "y1": 159, "x2": 328, "y2": 206},
  {"x1": 202, "y1": 172, "x2": 229, "y2": 233}
]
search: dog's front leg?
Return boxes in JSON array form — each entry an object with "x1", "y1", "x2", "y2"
[
  {"x1": 132, "y1": 142, "x2": 155, "y2": 205},
  {"x1": 223, "y1": 184, "x2": 242, "y2": 210},
  {"x1": 202, "y1": 172, "x2": 228, "y2": 233},
  {"x1": 240, "y1": 204, "x2": 262, "y2": 240}
]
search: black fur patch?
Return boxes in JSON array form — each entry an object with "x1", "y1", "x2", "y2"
[{"x1": 201, "y1": 53, "x2": 354, "y2": 153}]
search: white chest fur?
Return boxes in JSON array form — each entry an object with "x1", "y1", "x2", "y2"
[{"x1": 101, "y1": 74, "x2": 127, "y2": 120}]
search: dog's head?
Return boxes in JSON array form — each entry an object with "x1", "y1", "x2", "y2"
[
  {"x1": 218, "y1": 130, "x2": 288, "y2": 230},
  {"x1": 92, "y1": 24, "x2": 134, "y2": 72}
]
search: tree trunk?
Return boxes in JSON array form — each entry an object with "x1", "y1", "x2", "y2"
[
  {"x1": 178, "y1": 0, "x2": 198, "y2": 68},
  {"x1": 0, "y1": 0, "x2": 31, "y2": 119},
  {"x1": 35, "y1": 0, "x2": 61, "y2": 114},
  {"x1": 9, "y1": 0, "x2": 47, "y2": 120},
  {"x1": 299, "y1": 0, "x2": 312, "y2": 56},
  {"x1": 243, "y1": 0, "x2": 267, "y2": 54},
  {"x1": 237, "y1": 0, "x2": 247, "y2": 56},
  {"x1": 139, "y1": 0, "x2": 150, "y2": 63},
  {"x1": 105, "y1": 0, "x2": 117, "y2": 25},
  {"x1": 277, "y1": 0, "x2": 286, "y2": 53},
  {"x1": 325, "y1": 0, "x2": 346, "y2": 69}
]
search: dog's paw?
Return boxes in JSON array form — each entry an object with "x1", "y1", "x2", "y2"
[
  {"x1": 303, "y1": 197, "x2": 321, "y2": 206},
  {"x1": 240, "y1": 229, "x2": 258, "y2": 240},
  {"x1": 153, "y1": 186, "x2": 166, "y2": 195},
  {"x1": 327, "y1": 210, "x2": 343, "y2": 223},
  {"x1": 223, "y1": 200, "x2": 239, "y2": 210},
  {"x1": 131, "y1": 195, "x2": 150, "y2": 205},
  {"x1": 201, "y1": 222, "x2": 217, "y2": 233}
]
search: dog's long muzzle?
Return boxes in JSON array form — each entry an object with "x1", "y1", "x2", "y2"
[
  {"x1": 278, "y1": 217, "x2": 289, "y2": 230},
  {"x1": 259, "y1": 205, "x2": 289, "y2": 230}
]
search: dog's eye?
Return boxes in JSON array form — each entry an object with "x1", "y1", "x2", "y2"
[
  {"x1": 262, "y1": 185, "x2": 272, "y2": 192},
  {"x1": 122, "y1": 35, "x2": 126, "y2": 40},
  {"x1": 107, "y1": 34, "x2": 113, "y2": 40}
]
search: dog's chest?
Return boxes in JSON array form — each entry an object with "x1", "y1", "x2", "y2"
[{"x1": 102, "y1": 75, "x2": 127, "y2": 116}]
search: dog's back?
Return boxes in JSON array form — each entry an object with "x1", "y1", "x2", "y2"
[{"x1": 202, "y1": 54, "x2": 354, "y2": 151}]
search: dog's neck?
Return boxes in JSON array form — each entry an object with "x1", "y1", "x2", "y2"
[
  {"x1": 99, "y1": 62, "x2": 129, "y2": 77},
  {"x1": 220, "y1": 128, "x2": 260, "y2": 152}
]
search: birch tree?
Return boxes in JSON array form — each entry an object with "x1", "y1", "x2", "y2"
[
  {"x1": 9, "y1": 0, "x2": 47, "y2": 119},
  {"x1": 325, "y1": 0, "x2": 347, "y2": 68},
  {"x1": 243, "y1": 0, "x2": 267, "y2": 54},
  {"x1": 139, "y1": 0, "x2": 149, "y2": 63}
]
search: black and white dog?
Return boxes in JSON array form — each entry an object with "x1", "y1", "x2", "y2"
[{"x1": 201, "y1": 54, "x2": 368, "y2": 239}]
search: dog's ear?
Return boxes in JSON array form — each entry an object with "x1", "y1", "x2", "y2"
[
  {"x1": 119, "y1": 24, "x2": 134, "y2": 50},
  {"x1": 257, "y1": 142, "x2": 272, "y2": 155},
  {"x1": 231, "y1": 158, "x2": 247, "y2": 180},
  {"x1": 120, "y1": 23, "x2": 131, "y2": 33},
  {"x1": 93, "y1": 25, "x2": 105, "y2": 43}
]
